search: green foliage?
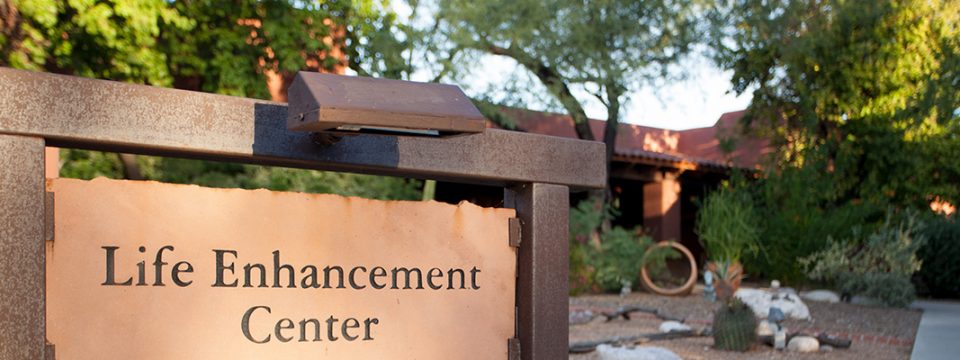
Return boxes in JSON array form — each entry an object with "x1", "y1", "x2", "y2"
[
  {"x1": 711, "y1": 0, "x2": 960, "y2": 207},
  {"x1": 799, "y1": 210, "x2": 925, "y2": 307},
  {"x1": 160, "y1": 0, "x2": 351, "y2": 99},
  {"x1": 568, "y1": 200, "x2": 657, "y2": 293},
  {"x1": 2, "y1": 0, "x2": 191, "y2": 85},
  {"x1": 63, "y1": 155, "x2": 422, "y2": 201},
  {"x1": 59, "y1": 149, "x2": 124, "y2": 179},
  {"x1": 695, "y1": 183, "x2": 760, "y2": 264},
  {"x1": 589, "y1": 227, "x2": 655, "y2": 293},
  {"x1": 916, "y1": 216, "x2": 960, "y2": 298},
  {"x1": 712, "y1": 297, "x2": 757, "y2": 352},
  {"x1": 748, "y1": 165, "x2": 884, "y2": 283},
  {"x1": 711, "y1": 0, "x2": 959, "y2": 283},
  {"x1": 568, "y1": 239, "x2": 594, "y2": 295},
  {"x1": 836, "y1": 272, "x2": 916, "y2": 308}
]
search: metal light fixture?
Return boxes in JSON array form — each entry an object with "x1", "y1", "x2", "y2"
[{"x1": 286, "y1": 72, "x2": 486, "y2": 137}]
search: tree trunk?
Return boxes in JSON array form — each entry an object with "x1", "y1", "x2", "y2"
[
  {"x1": 602, "y1": 85, "x2": 621, "y2": 202},
  {"x1": 118, "y1": 153, "x2": 143, "y2": 180}
]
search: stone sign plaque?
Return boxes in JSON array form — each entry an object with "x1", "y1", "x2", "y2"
[{"x1": 46, "y1": 178, "x2": 516, "y2": 359}]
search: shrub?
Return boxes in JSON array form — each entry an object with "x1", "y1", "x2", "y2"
[
  {"x1": 695, "y1": 184, "x2": 760, "y2": 264},
  {"x1": 568, "y1": 201, "x2": 655, "y2": 293},
  {"x1": 695, "y1": 186, "x2": 760, "y2": 262},
  {"x1": 750, "y1": 168, "x2": 885, "y2": 283},
  {"x1": 799, "y1": 210, "x2": 925, "y2": 307},
  {"x1": 916, "y1": 216, "x2": 960, "y2": 298},
  {"x1": 837, "y1": 272, "x2": 916, "y2": 308},
  {"x1": 569, "y1": 240, "x2": 595, "y2": 295},
  {"x1": 591, "y1": 227, "x2": 654, "y2": 292}
]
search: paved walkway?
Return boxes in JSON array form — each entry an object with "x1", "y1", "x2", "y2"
[{"x1": 911, "y1": 300, "x2": 960, "y2": 359}]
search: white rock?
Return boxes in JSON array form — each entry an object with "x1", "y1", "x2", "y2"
[
  {"x1": 770, "y1": 280, "x2": 781, "y2": 289},
  {"x1": 596, "y1": 345, "x2": 683, "y2": 360},
  {"x1": 736, "y1": 288, "x2": 812, "y2": 320},
  {"x1": 569, "y1": 309, "x2": 594, "y2": 325},
  {"x1": 756, "y1": 320, "x2": 775, "y2": 337},
  {"x1": 774, "y1": 329, "x2": 787, "y2": 350},
  {"x1": 658, "y1": 321, "x2": 691, "y2": 333},
  {"x1": 801, "y1": 290, "x2": 841, "y2": 303},
  {"x1": 787, "y1": 336, "x2": 820, "y2": 352}
]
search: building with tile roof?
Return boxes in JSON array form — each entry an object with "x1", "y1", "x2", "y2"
[{"x1": 436, "y1": 108, "x2": 772, "y2": 262}]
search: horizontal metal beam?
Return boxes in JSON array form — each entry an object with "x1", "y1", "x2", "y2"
[{"x1": 0, "y1": 68, "x2": 606, "y2": 190}]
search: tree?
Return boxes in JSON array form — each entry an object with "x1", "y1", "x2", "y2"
[
  {"x1": 708, "y1": 0, "x2": 960, "y2": 281},
  {"x1": 712, "y1": 0, "x2": 959, "y2": 206},
  {"x1": 2, "y1": 0, "x2": 424, "y2": 201},
  {"x1": 434, "y1": 0, "x2": 708, "y2": 187}
]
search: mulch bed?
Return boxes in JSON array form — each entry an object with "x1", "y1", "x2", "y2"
[{"x1": 569, "y1": 290, "x2": 922, "y2": 360}]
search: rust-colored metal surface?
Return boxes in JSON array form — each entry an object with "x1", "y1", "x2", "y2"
[
  {"x1": 46, "y1": 178, "x2": 516, "y2": 360},
  {"x1": 506, "y1": 184, "x2": 569, "y2": 360},
  {"x1": 0, "y1": 68, "x2": 605, "y2": 190},
  {"x1": 0, "y1": 134, "x2": 46, "y2": 360},
  {"x1": 287, "y1": 72, "x2": 486, "y2": 135}
]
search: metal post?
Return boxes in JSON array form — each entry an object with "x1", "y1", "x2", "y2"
[
  {"x1": 0, "y1": 135, "x2": 46, "y2": 360},
  {"x1": 506, "y1": 183, "x2": 569, "y2": 360}
]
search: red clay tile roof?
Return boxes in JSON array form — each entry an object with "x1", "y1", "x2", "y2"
[{"x1": 493, "y1": 108, "x2": 771, "y2": 171}]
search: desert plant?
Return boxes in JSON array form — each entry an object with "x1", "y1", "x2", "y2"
[
  {"x1": 800, "y1": 209, "x2": 926, "y2": 307},
  {"x1": 712, "y1": 297, "x2": 757, "y2": 352},
  {"x1": 707, "y1": 260, "x2": 744, "y2": 300},
  {"x1": 916, "y1": 216, "x2": 960, "y2": 298},
  {"x1": 697, "y1": 184, "x2": 760, "y2": 297},
  {"x1": 591, "y1": 227, "x2": 655, "y2": 292},
  {"x1": 837, "y1": 272, "x2": 916, "y2": 307},
  {"x1": 569, "y1": 240, "x2": 595, "y2": 295},
  {"x1": 696, "y1": 185, "x2": 760, "y2": 264},
  {"x1": 568, "y1": 201, "x2": 656, "y2": 293}
]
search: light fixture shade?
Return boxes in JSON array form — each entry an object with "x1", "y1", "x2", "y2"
[{"x1": 286, "y1": 72, "x2": 486, "y2": 136}]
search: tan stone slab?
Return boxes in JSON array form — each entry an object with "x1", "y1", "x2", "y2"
[{"x1": 46, "y1": 178, "x2": 516, "y2": 359}]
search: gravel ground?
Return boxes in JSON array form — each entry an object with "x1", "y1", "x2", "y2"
[{"x1": 570, "y1": 289, "x2": 922, "y2": 360}]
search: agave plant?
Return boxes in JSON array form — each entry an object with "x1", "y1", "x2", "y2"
[{"x1": 707, "y1": 260, "x2": 744, "y2": 300}]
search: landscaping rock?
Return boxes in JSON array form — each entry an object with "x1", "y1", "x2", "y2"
[
  {"x1": 801, "y1": 290, "x2": 841, "y2": 303},
  {"x1": 820, "y1": 345, "x2": 834, "y2": 352},
  {"x1": 570, "y1": 309, "x2": 594, "y2": 325},
  {"x1": 756, "y1": 320, "x2": 775, "y2": 337},
  {"x1": 658, "y1": 321, "x2": 691, "y2": 333},
  {"x1": 787, "y1": 336, "x2": 820, "y2": 352},
  {"x1": 735, "y1": 288, "x2": 811, "y2": 320},
  {"x1": 596, "y1": 345, "x2": 682, "y2": 360}
]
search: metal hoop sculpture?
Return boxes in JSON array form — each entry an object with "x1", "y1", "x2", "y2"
[{"x1": 639, "y1": 241, "x2": 698, "y2": 296}]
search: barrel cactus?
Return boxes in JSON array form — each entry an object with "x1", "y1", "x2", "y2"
[{"x1": 712, "y1": 297, "x2": 757, "y2": 351}]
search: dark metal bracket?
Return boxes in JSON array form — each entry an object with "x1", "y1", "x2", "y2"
[
  {"x1": 507, "y1": 337, "x2": 521, "y2": 360},
  {"x1": 44, "y1": 192, "x2": 54, "y2": 242},
  {"x1": 508, "y1": 218, "x2": 522, "y2": 248}
]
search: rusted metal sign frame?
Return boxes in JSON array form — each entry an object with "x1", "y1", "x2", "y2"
[{"x1": 0, "y1": 68, "x2": 605, "y2": 360}]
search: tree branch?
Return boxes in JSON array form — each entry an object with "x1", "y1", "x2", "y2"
[{"x1": 487, "y1": 44, "x2": 596, "y2": 141}]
